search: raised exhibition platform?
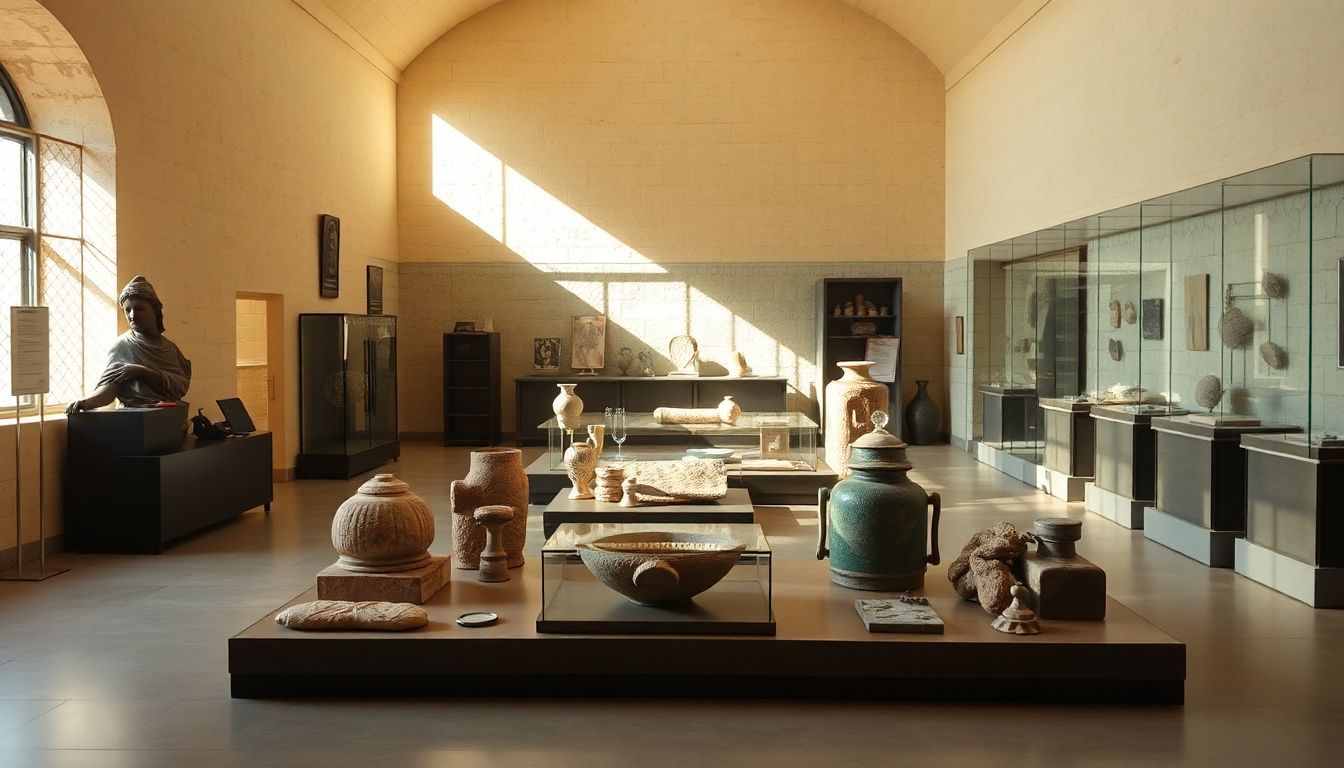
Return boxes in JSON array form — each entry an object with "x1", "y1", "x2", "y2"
[
  {"x1": 230, "y1": 557, "x2": 1185, "y2": 703},
  {"x1": 525, "y1": 454, "x2": 837, "y2": 505}
]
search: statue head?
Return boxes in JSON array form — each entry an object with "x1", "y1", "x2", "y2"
[{"x1": 118, "y1": 275, "x2": 165, "y2": 335}]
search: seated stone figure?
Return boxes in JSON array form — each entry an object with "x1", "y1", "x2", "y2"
[{"x1": 65, "y1": 275, "x2": 192, "y2": 414}]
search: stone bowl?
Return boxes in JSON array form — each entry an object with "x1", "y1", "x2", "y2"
[{"x1": 576, "y1": 532, "x2": 746, "y2": 606}]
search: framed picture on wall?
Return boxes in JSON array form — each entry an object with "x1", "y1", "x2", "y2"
[
  {"x1": 318, "y1": 214, "x2": 340, "y2": 298},
  {"x1": 366, "y1": 265, "x2": 383, "y2": 315},
  {"x1": 533, "y1": 338, "x2": 560, "y2": 371},
  {"x1": 571, "y1": 315, "x2": 606, "y2": 372}
]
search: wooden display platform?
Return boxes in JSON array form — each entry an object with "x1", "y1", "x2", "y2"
[{"x1": 230, "y1": 557, "x2": 1185, "y2": 703}]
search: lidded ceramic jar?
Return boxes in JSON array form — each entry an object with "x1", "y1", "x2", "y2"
[
  {"x1": 331, "y1": 473, "x2": 434, "y2": 573},
  {"x1": 817, "y1": 412, "x2": 940, "y2": 591}
]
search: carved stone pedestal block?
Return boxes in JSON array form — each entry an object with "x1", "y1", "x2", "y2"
[
  {"x1": 1021, "y1": 552, "x2": 1106, "y2": 620},
  {"x1": 317, "y1": 555, "x2": 450, "y2": 605}
]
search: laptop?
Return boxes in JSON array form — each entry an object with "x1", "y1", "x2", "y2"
[{"x1": 216, "y1": 397, "x2": 257, "y2": 435}]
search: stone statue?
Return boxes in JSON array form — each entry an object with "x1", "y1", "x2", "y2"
[{"x1": 65, "y1": 275, "x2": 192, "y2": 414}]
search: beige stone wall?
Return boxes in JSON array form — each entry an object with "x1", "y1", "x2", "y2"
[
  {"x1": 35, "y1": 0, "x2": 402, "y2": 477},
  {"x1": 397, "y1": 0, "x2": 945, "y2": 267},
  {"x1": 945, "y1": 0, "x2": 1344, "y2": 442},
  {"x1": 399, "y1": 260, "x2": 946, "y2": 439}
]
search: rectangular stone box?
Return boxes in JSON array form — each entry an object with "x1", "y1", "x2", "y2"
[
  {"x1": 316, "y1": 556, "x2": 450, "y2": 604},
  {"x1": 1021, "y1": 552, "x2": 1106, "y2": 620}
]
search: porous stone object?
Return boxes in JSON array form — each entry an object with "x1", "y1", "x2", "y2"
[
  {"x1": 275, "y1": 600, "x2": 428, "y2": 631},
  {"x1": 850, "y1": 320, "x2": 876, "y2": 336},
  {"x1": 615, "y1": 347, "x2": 634, "y2": 375},
  {"x1": 668, "y1": 335, "x2": 700, "y2": 376},
  {"x1": 990, "y1": 585, "x2": 1040, "y2": 635},
  {"x1": 620, "y1": 459, "x2": 727, "y2": 504},
  {"x1": 947, "y1": 522, "x2": 1028, "y2": 615},
  {"x1": 316, "y1": 556, "x2": 449, "y2": 604},
  {"x1": 576, "y1": 532, "x2": 745, "y2": 606},
  {"x1": 594, "y1": 465, "x2": 625, "y2": 502},
  {"x1": 474, "y1": 505, "x2": 514, "y2": 583},
  {"x1": 1108, "y1": 299, "x2": 1121, "y2": 329},
  {"x1": 823, "y1": 361, "x2": 889, "y2": 476},
  {"x1": 1262, "y1": 271, "x2": 1288, "y2": 299},
  {"x1": 1195, "y1": 375, "x2": 1223, "y2": 411},
  {"x1": 563, "y1": 426, "x2": 603, "y2": 500},
  {"x1": 1219, "y1": 305, "x2": 1253, "y2": 348},
  {"x1": 1259, "y1": 340, "x2": 1288, "y2": 370},
  {"x1": 1108, "y1": 338, "x2": 1123, "y2": 361},
  {"x1": 330, "y1": 473, "x2": 434, "y2": 574},
  {"x1": 1122, "y1": 301, "x2": 1137, "y2": 325},
  {"x1": 450, "y1": 448, "x2": 528, "y2": 570}
]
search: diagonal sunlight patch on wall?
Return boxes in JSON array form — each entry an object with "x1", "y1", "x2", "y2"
[{"x1": 431, "y1": 115, "x2": 664, "y2": 276}]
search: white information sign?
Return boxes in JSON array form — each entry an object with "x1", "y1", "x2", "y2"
[
  {"x1": 10, "y1": 306, "x2": 50, "y2": 396},
  {"x1": 864, "y1": 335, "x2": 900, "y2": 383}
]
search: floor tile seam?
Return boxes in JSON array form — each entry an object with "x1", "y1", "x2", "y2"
[{"x1": 0, "y1": 699, "x2": 65, "y2": 739}]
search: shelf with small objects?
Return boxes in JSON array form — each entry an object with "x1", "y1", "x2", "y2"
[{"x1": 815, "y1": 277, "x2": 902, "y2": 439}]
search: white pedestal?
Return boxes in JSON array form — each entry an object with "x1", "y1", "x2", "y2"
[
  {"x1": 1143, "y1": 506, "x2": 1238, "y2": 567},
  {"x1": 1085, "y1": 483, "x2": 1146, "y2": 529},
  {"x1": 1233, "y1": 538, "x2": 1344, "y2": 608}
]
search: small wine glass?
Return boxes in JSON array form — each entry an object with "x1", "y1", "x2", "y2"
[{"x1": 611, "y1": 407, "x2": 627, "y2": 461}]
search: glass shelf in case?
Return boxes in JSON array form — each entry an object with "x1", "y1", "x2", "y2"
[
  {"x1": 537, "y1": 522, "x2": 774, "y2": 636},
  {"x1": 539, "y1": 411, "x2": 818, "y2": 471}
]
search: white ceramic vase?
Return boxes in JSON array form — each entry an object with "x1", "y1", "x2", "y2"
[{"x1": 552, "y1": 383, "x2": 583, "y2": 430}]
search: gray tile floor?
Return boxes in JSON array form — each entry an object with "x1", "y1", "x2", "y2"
[{"x1": 1, "y1": 442, "x2": 1342, "y2": 766}]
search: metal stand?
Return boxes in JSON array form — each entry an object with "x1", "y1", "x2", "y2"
[
  {"x1": 577, "y1": 368, "x2": 597, "y2": 376},
  {"x1": 2, "y1": 395, "x2": 68, "y2": 581}
]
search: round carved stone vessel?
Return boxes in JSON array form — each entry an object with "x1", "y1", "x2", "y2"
[{"x1": 331, "y1": 473, "x2": 435, "y2": 573}]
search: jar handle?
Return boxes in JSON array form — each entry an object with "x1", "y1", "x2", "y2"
[
  {"x1": 926, "y1": 492, "x2": 941, "y2": 566},
  {"x1": 816, "y1": 486, "x2": 831, "y2": 560}
]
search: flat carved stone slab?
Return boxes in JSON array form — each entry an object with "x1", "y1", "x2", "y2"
[
  {"x1": 854, "y1": 599, "x2": 945, "y2": 634},
  {"x1": 275, "y1": 600, "x2": 428, "y2": 631},
  {"x1": 623, "y1": 459, "x2": 727, "y2": 504}
]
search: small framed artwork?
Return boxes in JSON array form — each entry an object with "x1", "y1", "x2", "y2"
[
  {"x1": 759, "y1": 420, "x2": 792, "y2": 459},
  {"x1": 533, "y1": 338, "x2": 560, "y2": 371},
  {"x1": 571, "y1": 315, "x2": 607, "y2": 372},
  {"x1": 955, "y1": 316, "x2": 965, "y2": 355},
  {"x1": 366, "y1": 265, "x2": 383, "y2": 315},
  {"x1": 318, "y1": 214, "x2": 340, "y2": 298},
  {"x1": 453, "y1": 321, "x2": 476, "y2": 332},
  {"x1": 1141, "y1": 298, "x2": 1164, "y2": 340}
]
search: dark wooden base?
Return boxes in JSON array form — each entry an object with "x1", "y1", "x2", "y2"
[
  {"x1": 230, "y1": 558, "x2": 1185, "y2": 703},
  {"x1": 296, "y1": 438, "x2": 400, "y2": 479}
]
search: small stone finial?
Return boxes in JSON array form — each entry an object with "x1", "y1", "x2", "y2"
[
  {"x1": 619, "y1": 475, "x2": 640, "y2": 507},
  {"x1": 990, "y1": 584, "x2": 1041, "y2": 635},
  {"x1": 473, "y1": 505, "x2": 514, "y2": 583}
]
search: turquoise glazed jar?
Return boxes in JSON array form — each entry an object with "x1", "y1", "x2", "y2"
[{"x1": 817, "y1": 412, "x2": 940, "y2": 590}]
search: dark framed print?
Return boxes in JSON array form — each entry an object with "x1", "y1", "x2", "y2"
[
  {"x1": 453, "y1": 321, "x2": 476, "y2": 332},
  {"x1": 366, "y1": 265, "x2": 383, "y2": 314},
  {"x1": 533, "y1": 337, "x2": 560, "y2": 371},
  {"x1": 319, "y1": 214, "x2": 340, "y2": 298}
]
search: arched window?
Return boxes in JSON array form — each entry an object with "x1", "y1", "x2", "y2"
[{"x1": 0, "y1": 62, "x2": 88, "y2": 412}]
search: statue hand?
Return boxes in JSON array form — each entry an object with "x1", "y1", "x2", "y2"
[
  {"x1": 64, "y1": 400, "x2": 84, "y2": 415},
  {"x1": 115, "y1": 363, "x2": 154, "y2": 382}
]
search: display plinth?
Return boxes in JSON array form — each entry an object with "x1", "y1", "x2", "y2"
[
  {"x1": 230, "y1": 557, "x2": 1185, "y2": 703},
  {"x1": 542, "y1": 488, "x2": 755, "y2": 537},
  {"x1": 1085, "y1": 482, "x2": 1146, "y2": 529},
  {"x1": 1236, "y1": 435, "x2": 1344, "y2": 606},
  {"x1": 1145, "y1": 416, "x2": 1300, "y2": 567},
  {"x1": 979, "y1": 386, "x2": 1038, "y2": 445},
  {"x1": 1039, "y1": 398, "x2": 1094, "y2": 502},
  {"x1": 525, "y1": 454, "x2": 835, "y2": 505},
  {"x1": 316, "y1": 556, "x2": 450, "y2": 604}
]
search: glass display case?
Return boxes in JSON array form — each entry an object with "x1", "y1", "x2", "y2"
[
  {"x1": 539, "y1": 410, "x2": 818, "y2": 471},
  {"x1": 297, "y1": 313, "x2": 399, "y2": 479},
  {"x1": 537, "y1": 522, "x2": 774, "y2": 635}
]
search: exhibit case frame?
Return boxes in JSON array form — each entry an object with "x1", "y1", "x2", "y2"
[
  {"x1": 297, "y1": 313, "x2": 399, "y2": 479},
  {"x1": 539, "y1": 411, "x2": 819, "y2": 472},
  {"x1": 537, "y1": 522, "x2": 774, "y2": 636}
]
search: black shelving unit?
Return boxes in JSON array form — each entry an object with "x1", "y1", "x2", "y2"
[
  {"x1": 443, "y1": 332, "x2": 500, "y2": 446},
  {"x1": 816, "y1": 277, "x2": 903, "y2": 438}
]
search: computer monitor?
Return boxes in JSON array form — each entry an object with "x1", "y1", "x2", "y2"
[{"x1": 216, "y1": 397, "x2": 257, "y2": 435}]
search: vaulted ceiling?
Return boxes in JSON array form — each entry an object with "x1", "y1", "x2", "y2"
[{"x1": 315, "y1": 0, "x2": 1025, "y2": 77}]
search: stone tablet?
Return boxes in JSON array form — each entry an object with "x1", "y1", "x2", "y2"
[
  {"x1": 275, "y1": 600, "x2": 428, "y2": 631},
  {"x1": 855, "y1": 599, "x2": 944, "y2": 634}
]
